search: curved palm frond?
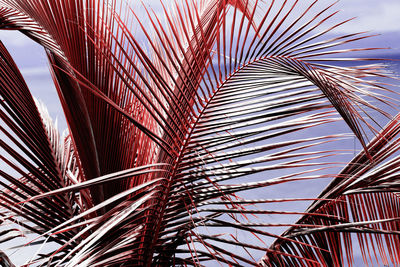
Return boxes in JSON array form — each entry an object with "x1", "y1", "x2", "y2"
[
  {"x1": 265, "y1": 115, "x2": 400, "y2": 266},
  {"x1": 0, "y1": 0, "x2": 399, "y2": 266}
]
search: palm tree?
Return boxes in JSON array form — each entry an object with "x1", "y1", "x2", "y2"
[{"x1": 0, "y1": 0, "x2": 399, "y2": 265}]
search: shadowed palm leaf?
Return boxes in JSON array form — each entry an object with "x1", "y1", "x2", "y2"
[{"x1": 0, "y1": 0, "x2": 400, "y2": 266}]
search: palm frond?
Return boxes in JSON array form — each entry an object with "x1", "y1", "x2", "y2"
[
  {"x1": 265, "y1": 115, "x2": 400, "y2": 266},
  {"x1": 0, "y1": 0, "x2": 399, "y2": 265},
  {"x1": 0, "y1": 40, "x2": 75, "y2": 242}
]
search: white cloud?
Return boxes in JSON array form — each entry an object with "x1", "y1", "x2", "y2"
[
  {"x1": 19, "y1": 66, "x2": 50, "y2": 76},
  {"x1": 332, "y1": 1, "x2": 400, "y2": 33},
  {"x1": 0, "y1": 31, "x2": 32, "y2": 47}
]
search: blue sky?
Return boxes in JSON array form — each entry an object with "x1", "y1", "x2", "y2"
[{"x1": 0, "y1": 0, "x2": 400, "y2": 265}]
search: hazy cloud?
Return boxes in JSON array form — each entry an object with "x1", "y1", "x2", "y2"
[
  {"x1": 0, "y1": 31, "x2": 32, "y2": 47},
  {"x1": 19, "y1": 66, "x2": 50, "y2": 76},
  {"x1": 330, "y1": 1, "x2": 400, "y2": 33}
]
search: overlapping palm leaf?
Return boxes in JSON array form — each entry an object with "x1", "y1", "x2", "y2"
[{"x1": 0, "y1": 0, "x2": 399, "y2": 265}]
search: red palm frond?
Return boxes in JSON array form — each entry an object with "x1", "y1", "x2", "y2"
[{"x1": 0, "y1": 0, "x2": 399, "y2": 265}]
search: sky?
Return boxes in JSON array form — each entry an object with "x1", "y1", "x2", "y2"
[
  {"x1": 332, "y1": 0, "x2": 400, "y2": 34},
  {"x1": 0, "y1": 0, "x2": 400, "y2": 265}
]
